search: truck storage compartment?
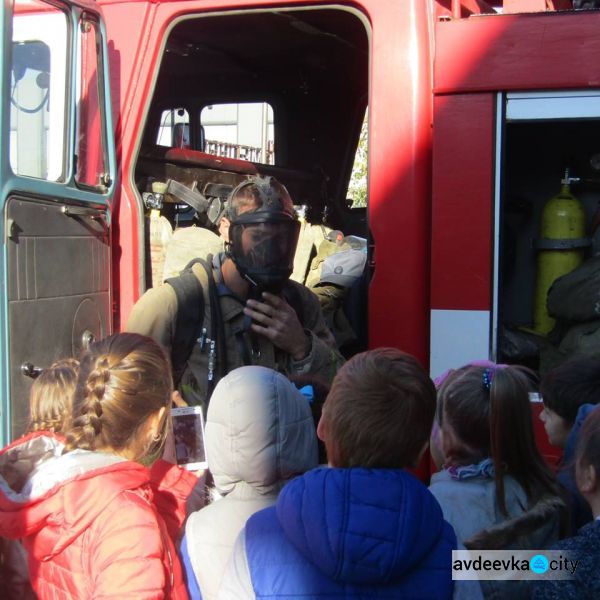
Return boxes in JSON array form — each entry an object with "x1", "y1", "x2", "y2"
[{"x1": 497, "y1": 92, "x2": 600, "y2": 371}]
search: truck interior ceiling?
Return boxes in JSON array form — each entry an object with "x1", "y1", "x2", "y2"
[
  {"x1": 134, "y1": 7, "x2": 370, "y2": 356},
  {"x1": 498, "y1": 117, "x2": 600, "y2": 373}
]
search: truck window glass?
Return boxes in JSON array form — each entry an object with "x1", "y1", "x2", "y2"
[
  {"x1": 201, "y1": 102, "x2": 274, "y2": 164},
  {"x1": 10, "y1": 0, "x2": 68, "y2": 181},
  {"x1": 347, "y1": 111, "x2": 368, "y2": 209},
  {"x1": 75, "y1": 15, "x2": 109, "y2": 189}
]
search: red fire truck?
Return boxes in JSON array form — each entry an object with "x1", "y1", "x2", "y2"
[{"x1": 2, "y1": 0, "x2": 600, "y2": 445}]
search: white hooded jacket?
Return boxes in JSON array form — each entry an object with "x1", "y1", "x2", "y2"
[{"x1": 183, "y1": 366, "x2": 318, "y2": 599}]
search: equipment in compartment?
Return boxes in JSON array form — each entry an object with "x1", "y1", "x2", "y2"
[
  {"x1": 498, "y1": 116, "x2": 600, "y2": 370},
  {"x1": 533, "y1": 170, "x2": 588, "y2": 335}
]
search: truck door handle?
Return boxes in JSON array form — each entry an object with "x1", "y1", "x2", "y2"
[
  {"x1": 61, "y1": 205, "x2": 108, "y2": 229},
  {"x1": 21, "y1": 362, "x2": 44, "y2": 379}
]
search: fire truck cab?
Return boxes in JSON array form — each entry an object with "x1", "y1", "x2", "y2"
[{"x1": 2, "y1": 0, "x2": 600, "y2": 446}]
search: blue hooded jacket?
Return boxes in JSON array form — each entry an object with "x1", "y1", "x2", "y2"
[{"x1": 244, "y1": 467, "x2": 456, "y2": 598}]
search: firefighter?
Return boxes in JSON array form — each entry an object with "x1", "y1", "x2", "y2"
[{"x1": 126, "y1": 175, "x2": 343, "y2": 411}]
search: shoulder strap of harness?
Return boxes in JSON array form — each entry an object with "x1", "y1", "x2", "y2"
[{"x1": 165, "y1": 257, "x2": 210, "y2": 384}]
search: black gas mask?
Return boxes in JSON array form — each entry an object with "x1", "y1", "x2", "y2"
[{"x1": 226, "y1": 177, "x2": 300, "y2": 294}]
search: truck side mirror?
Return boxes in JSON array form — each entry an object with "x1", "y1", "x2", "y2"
[{"x1": 12, "y1": 40, "x2": 50, "y2": 84}]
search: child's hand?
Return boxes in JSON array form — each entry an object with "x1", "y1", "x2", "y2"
[
  {"x1": 172, "y1": 390, "x2": 187, "y2": 407},
  {"x1": 185, "y1": 469, "x2": 208, "y2": 513}
]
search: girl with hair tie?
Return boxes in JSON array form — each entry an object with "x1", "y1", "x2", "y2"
[{"x1": 429, "y1": 363, "x2": 568, "y2": 598}]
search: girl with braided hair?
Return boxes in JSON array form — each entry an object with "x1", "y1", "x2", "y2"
[{"x1": 0, "y1": 333, "x2": 197, "y2": 599}]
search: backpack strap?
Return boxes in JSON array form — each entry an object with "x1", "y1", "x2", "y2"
[{"x1": 165, "y1": 258, "x2": 209, "y2": 384}]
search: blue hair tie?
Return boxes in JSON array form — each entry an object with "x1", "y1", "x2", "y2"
[{"x1": 482, "y1": 368, "x2": 493, "y2": 390}]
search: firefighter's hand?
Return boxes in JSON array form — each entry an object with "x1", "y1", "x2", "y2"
[{"x1": 244, "y1": 292, "x2": 310, "y2": 360}]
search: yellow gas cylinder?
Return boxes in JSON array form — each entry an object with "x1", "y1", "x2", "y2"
[{"x1": 533, "y1": 171, "x2": 586, "y2": 334}]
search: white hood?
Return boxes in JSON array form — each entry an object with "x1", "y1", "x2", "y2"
[{"x1": 206, "y1": 366, "x2": 318, "y2": 496}]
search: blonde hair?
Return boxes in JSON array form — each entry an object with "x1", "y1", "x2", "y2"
[
  {"x1": 28, "y1": 358, "x2": 79, "y2": 433},
  {"x1": 64, "y1": 333, "x2": 172, "y2": 461}
]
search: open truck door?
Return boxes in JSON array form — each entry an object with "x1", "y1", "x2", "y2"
[{"x1": 0, "y1": 0, "x2": 115, "y2": 445}]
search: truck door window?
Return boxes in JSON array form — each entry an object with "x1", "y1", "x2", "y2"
[
  {"x1": 157, "y1": 108, "x2": 190, "y2": 148},
  {"x1": 201, "y1": 102, "x2": 274, "y2": 164},
  {"x1": 346, "y1": 112, "x2": 368, "y2": 209},
  {"x1": 10, "y1": 0, "x2": 68, "y2": 181},
  {"x1": 75, "y1": 15, "x2": 109, "y2": 190}
]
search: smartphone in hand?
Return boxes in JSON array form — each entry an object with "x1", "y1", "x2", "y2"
[{"x1": 171, "y1": 406, "x2": 207, "y2": 471}]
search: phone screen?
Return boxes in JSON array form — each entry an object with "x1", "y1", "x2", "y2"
[{"x1": 171, "y1": 406, "x2": 207, "y2": 470}]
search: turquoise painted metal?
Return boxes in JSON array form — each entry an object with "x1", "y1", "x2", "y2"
[
  {"x1": 0, "y1": 0, "x2": 115, "y2": 446},
  {"x1": 0, "y1": 0, "x2": 8, "y2": 448}
]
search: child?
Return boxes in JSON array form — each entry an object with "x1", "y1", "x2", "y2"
[
  {"x1": 430, "y1": 359, "x2": 503, "y2": 470},
  {"x1": 539, "y1": 356, "x2": 600, "y2": 529},
  {"x1": 0, "y1": 333, "x2": 196, "y2": 599},
  {"x1": 180, "y1": 365, "x2": 318, "y2": 600},
  {"x1": 532, "y1": 405, "x2": 600, "y2": 599},
  {"x1": 219, "y1": 348, "x2": 467, "y2": 599},
  {"x1": 1, "y1": 358, "x2": 79, "y2": 600},
  {"x1": 28, "y1": 357, "x2": 79, "y2": 433},
  {"x1": 429, "y1": 364, "x2": 567, "y2": 597}
]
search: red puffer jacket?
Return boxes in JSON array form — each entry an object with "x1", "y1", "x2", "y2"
[{"x1": 0, "y1": 432, "x2": 196, "y2": 599}]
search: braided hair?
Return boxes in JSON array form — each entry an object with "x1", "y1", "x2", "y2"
[
  {"x1": 28, "y1": 358, "x2": 79, "y2": 434},
  {"x1": 65, "y1": 333, "x2": 172, "y2": 460}
]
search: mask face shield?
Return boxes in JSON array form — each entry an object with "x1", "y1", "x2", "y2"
[{"x1": 229, "y1": 216, "x2": 300, "y2": 292}]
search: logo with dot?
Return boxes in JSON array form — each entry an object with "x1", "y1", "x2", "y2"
[{"x1": 530, "y1": 554, "x2": 549, "y2": 574}]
